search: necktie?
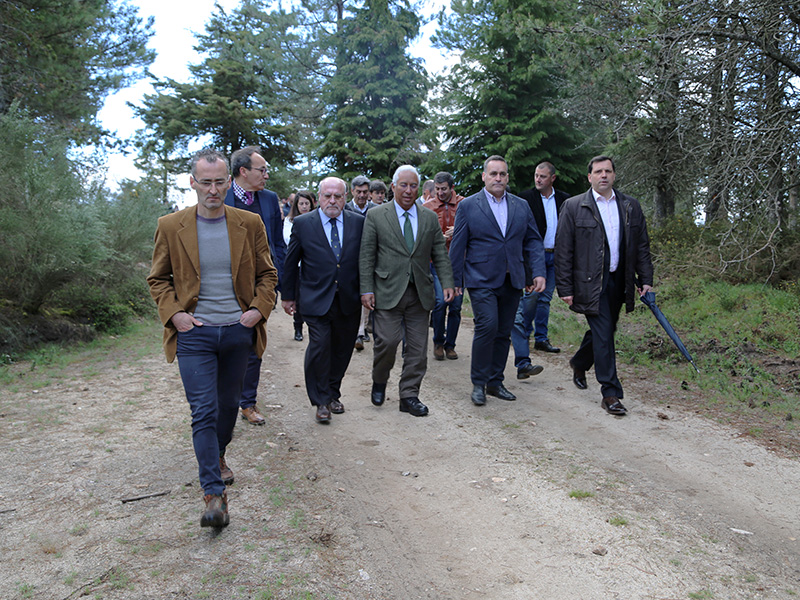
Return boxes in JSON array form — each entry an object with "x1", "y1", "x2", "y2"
[
  {"x1": 244, "y1": 191, "x2": 254, "y2": 206},
  {"x1": 329, "y1": 218, "x2": 341, "y2": 261},
  {"x1": 403, "y1": 212, "x2": 414, "y2": 253}
]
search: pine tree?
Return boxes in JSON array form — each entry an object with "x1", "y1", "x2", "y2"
[
  {"x1": 318, "y1": 0, "x2": 429, "y2": 180},
  {"x1": 0, "y1": 0, "x2": 154, "y2": 143},
  {"x1": 433, "y1": 0, "x2": 589, "y2": 194}
]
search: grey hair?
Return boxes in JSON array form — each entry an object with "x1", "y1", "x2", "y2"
[
  {"x1": 351, "y1": 174, "x2": 370, "y2": 188},
  {"x1": 190, "y1": 148, "x2": 229, "y2": 177},
  {"x1": 392, "y1": 165, "x2": 420, "y2": 185}
]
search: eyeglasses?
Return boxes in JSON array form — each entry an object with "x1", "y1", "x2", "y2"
[
  {"x1": 195, "y1": 179, "x2": 229, "y2": 189},
  {"x1": 248, "y1": 167, "x2": 269, "y2": 175}
]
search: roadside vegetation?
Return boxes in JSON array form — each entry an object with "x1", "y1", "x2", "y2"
[{"x1": 548, "y1": 218, "x2": 800, "y2": 455}]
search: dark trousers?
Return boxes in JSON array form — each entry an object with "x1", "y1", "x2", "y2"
[
  {"x1": 239, "y1": 350, "x2": 261, "y2": 409},
  {"x1": 571, "y1": 270, "x2": 625, "y2": 399},
  {"x1": 303, "y1": 294, "x2": 361, "y2": 407},
  {"x1": 176, "y1": 323, "x2": 254, "y2": 496},
  {"x1": 468, "y1": 276, "x2": 521, "y2": 387},
  {"x1": 293, "y1": 308, "x2": 304, "y2": 333},
  {"x1": 372, "y1": 285, "x2": 429, "y2": 398}
]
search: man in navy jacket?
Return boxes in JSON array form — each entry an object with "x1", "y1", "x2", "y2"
[
  {"x1": 224, "y1": 146, "x2": 286, "y2": 426},
  {"x1": 449, "y1": 156, "x2": 546, "y2": 406}
]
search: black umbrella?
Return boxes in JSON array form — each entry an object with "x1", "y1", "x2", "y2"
[{"x1": 640, "y1": 290, "x2": 700, "y2": 373}]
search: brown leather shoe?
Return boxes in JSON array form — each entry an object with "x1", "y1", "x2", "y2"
[
  {"x1": 219, "y1": 456, "x2": 234, "y2": 486},
  {"x1": 433, "y1": 344, "x2": 445, "y2": 361},
  {"x1": 354, "y1": 336, "x2": 364, "y2": 351},
  {"x1": 240, "y1": 406, "x2": 265, "y2": 425},
  {"x1": 315, "y1": 404, "x2": 331, "y2": 423},
  {"x1": 445, "y1": 347, "x2": 458, "y2": 360},
  {"x1": 200, "y1": 491, "x2": 230, "y2": 528},
  {"x1": 329, "y1": 399, "x2": 345, "y2": 414}
]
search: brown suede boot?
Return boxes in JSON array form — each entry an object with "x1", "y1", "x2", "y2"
[{"x1": 200, "y1": 491, "x2": 230, "y2": 528}]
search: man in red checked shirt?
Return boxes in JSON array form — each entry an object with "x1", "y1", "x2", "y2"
[{"x1": 423, "y1": 171, "x2": 464, "y2": 361}]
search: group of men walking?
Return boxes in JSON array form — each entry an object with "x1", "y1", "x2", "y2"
[{"x1": 147, "y1": 148, "x2": 653, "y2": 528}]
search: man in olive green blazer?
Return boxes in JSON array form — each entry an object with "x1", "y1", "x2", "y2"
[{"x1": 359, "y1": 165, "x2": 454, "y2": 417}]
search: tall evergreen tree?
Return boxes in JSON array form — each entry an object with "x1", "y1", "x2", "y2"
[
  {"x1": 433, "y1": 0, "x2": 588, "y2": 194},
  {"x1": 133, "y1": 0, "x2": 329, "y2": 184},
  {"x1": 318, "y1": 0, "x2": 429, "y2": 180}
]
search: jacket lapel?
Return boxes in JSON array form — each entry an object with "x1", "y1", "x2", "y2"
[
  {"x1": 226, "y1": 206, "x2": 245, "y2": 279},
  {"x1": 315, "y1": 210, "x2": 338, "y2": 261},
  {"x1": 476, "y1": 192, "x2": 504, "y2": 237},
  {"x1": 177, "y1": 205, "x2": 200, "y2": 276},
  {"x1": 386, "y1": 203, "x2": 411, "y2": 255}
]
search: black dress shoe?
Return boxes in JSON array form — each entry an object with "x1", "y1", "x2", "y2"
[
  {"x1": 399, "y1": 396, "x2": 429, "y2": 417},
  {"x1": 362, "y1": 332, "x2": 370, "y2": 342},
  {"x1": 471, "y1": 384, "x2": 486, "y2": 406},
  {"x1": 329, "y1": 399, "x2": 345, "y2": 414},
  {"x1": 534, "y1": 339, "x2": 560, "y2": 353},
  {"x1": 315, "y1": 404, "x2": 331, "y2": 423},
  {"x1": 601, "y1": 397, "x2": 627, "y2": 416},
  {"x1": 294, "y1": 330, "x2": 304, "y2": 342},
  {"x1": 486, "y1": 384, "x2": 517, "y2": 401},
  {"x1": 516, "y1": 363, "x2": 544, "y2": 379},
  {"x1": 371, "y1": 382, "x2": 386, "y2": 406},
  {"x1": 570, "y1": 360, "x2": 588, "y2": 390}
]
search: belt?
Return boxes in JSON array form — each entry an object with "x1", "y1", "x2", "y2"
[{"x1": 544, "y1": 248, "x2": 555, "y2": 253}]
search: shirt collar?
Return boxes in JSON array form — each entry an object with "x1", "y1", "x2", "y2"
[
  {"x1": 592, "y1": 189, "x2": 616, "y2": 203},
  {"x1": 394, "y1": 201, "x2": 417, "y2": 218},
  {"x1": 232, "y1": 180, "x2": 251, "y2": 202},
  {"x1": 483, "y1": 188, "x2": 507, "y2": 204},
  {"x1": 320, "y1": 208, "x2": 342, "y2": 224}
]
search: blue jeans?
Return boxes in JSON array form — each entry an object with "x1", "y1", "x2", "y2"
[
  {"x1": 176, "y1": 323, "x2": 254, "y2": 496},
  {"x1": 511, "y1": 252, "x2": 555, "y2": 367},
  {"x1": 431, "y1": 264, "x2": 463, "y2": 349}
]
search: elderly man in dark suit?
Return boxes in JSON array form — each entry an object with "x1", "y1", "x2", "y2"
[
  {"x1": 555, "y1": 155, "x2": 653, "y2": 416},
  {"x1": 148, "y1": 148, "x2": 277, "y2": 528},
  {"x1": 449, "y1": 155, "x2": 546, "y2": 406},
  {"x1": 511, "y1": 161, "x2": 570, "y2": 376},
  {"x1": 224, "y1": 146, "x2": 286, "y2": 426},
  {"x1": 360, "y1": 165, "x2": 454, "y2": 417},
  {"x1": 281, "y1": 177, "x2": 365, "y2": 424}
]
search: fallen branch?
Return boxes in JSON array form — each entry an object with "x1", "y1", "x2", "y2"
[
  {"x1": 0, "y1": 508, "x2": 16, "y2": 514},
  {"x1": 120, "y1": 490, "x2": 170, "y2": 504}
]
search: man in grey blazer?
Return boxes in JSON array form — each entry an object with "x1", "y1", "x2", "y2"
[
  {"x1": 359, "y1": 165, "x2": 454, "y2": 417},
  {"x1": 344, "y1": 174, "x2": 376, "y2": 215},
  {"x1": 450, "y1": 155, "x2": 546, "y2": 406}
]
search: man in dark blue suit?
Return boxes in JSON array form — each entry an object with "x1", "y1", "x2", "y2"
[
  {"x1": 224, "y1": 146, "x2": 286, "y2": 426},
  {"x1": 281, "y1": 177, "x2": 365, "y2": 423},
  {"x1": 449, "y1": 155, "x2": 547, "y2": 406}
]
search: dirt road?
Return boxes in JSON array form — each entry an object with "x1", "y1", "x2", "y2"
[{"x1": 1, "y1": 310, "x2": 798, "y2": 599}]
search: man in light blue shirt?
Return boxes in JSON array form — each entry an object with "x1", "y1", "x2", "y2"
[{"x1": 512, "y1": 162, "x2": 570, "y2": 377}]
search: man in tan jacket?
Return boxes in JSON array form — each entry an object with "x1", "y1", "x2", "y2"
[{"x1": 147, "y1": 148, "x2": 277, "y2": 528}]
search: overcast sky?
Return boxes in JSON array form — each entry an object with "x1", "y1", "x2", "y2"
[{"x1": 99, "y1": 0, "x2": 454, "y2": 202}]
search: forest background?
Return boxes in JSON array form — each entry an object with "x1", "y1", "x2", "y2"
[{"x1": 1, "y1": 0, "x2": 799, "y2": 434}]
